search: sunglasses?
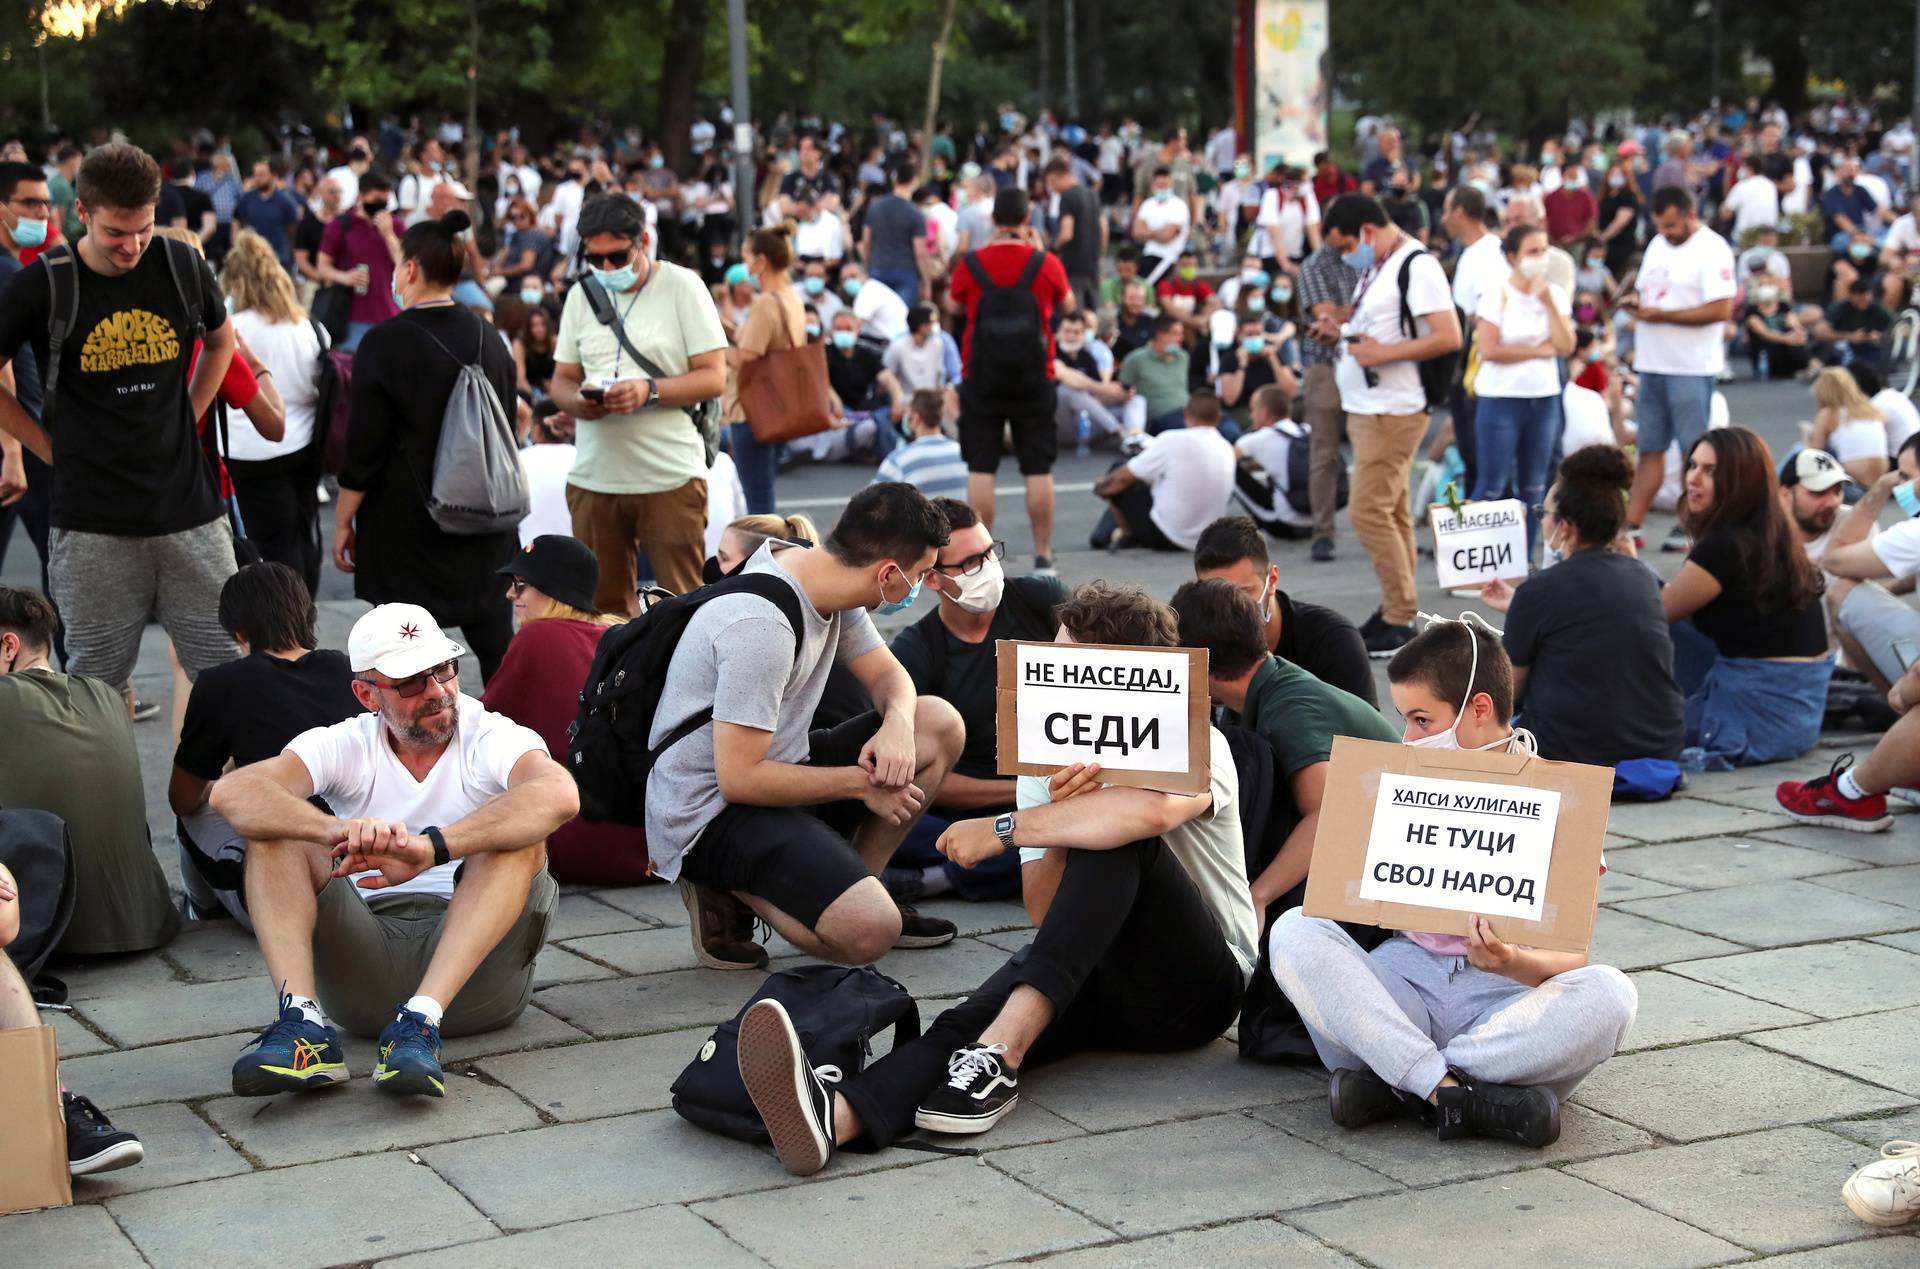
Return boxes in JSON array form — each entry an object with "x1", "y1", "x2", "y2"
[
  {"x1": 506, "y1": 579, "x2": 530, "y2": 597},
  {"x1": 581, "y1": 247, "x2": 634, "y2": 269},
  {"x1": 361, "y1": 659, "x2": 457, "y2": 698}
]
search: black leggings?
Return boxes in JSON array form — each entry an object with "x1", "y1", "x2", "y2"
[
  {"x1": 227, "y1": 453, "x2": 322, "y2": 595},
  {"x1": 836, "y1": 836, "x2": 1246, "y2": 1148},
  {"x1": 449, "y1": 602, "x2": 514, "y2": 685}
]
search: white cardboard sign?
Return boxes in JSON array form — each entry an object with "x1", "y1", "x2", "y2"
[
  {"x1": 996, "y1": 640, "x2": 1209, "y2": 795},
  {"x1": 1356, "y1": 771, "x2": 1563, "y2": 922},
  {"x1": 1429, "y1": 498, "x2": 1528, "y2": 590}
]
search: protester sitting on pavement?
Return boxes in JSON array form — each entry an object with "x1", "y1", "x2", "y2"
[
  {"x1": 1815, "y1": 279, "x2": 1892, "y2": 373},
  {"x1": 1191, "y1": 514, "x2": 1377, "y2": 707},
  {"x1": 885, "y1": 497, "x2": 1066, "y2": 904},
  {"x1": 1267, "y1": 616, "x2": 1638, "y2": 1149},
  {"x1": 711, "y1": 512, "x2": 823, "y2": 579},
  {"x1": 873, "y1": 389, "x2": 968, "y2": 501},
  {"x1": 171, "y1": 563, "x2": 360, "y2": 929},
  {"x1": 1050, "y1": 310, "x2": 1134, "y2": 446},
  {"x1": 1818, "y1": 468, "x2": 1920, "y2": 693},
  {"x1": 1093, "y1": 391, "x2": 1237, "y2": 552},
  {"x1": 1479, "y1": 446, "x2": 1686, "y2": 768},
  {"x1": 0, "y1": 586, "x2": 177, "y2": 956},
  {"x1": 1662, "y1": 426, "x2": 1832, "y2": 770},
  {"x1": 1775, "y1": 674, "x2": 1920, "y2": 832},
  {"x1": 482, "y1": 535, "x2": 651, "y2": 886},
  {"x1": 213, "y1": 604, "x2": 574, "y2": 1098},
  {"x1": 1853, "y1": 363, "x2": 1920, "y2": 455},
  {"x1": 825, "y1": 309, "x2": 904, "y2": 444},
  {"x1": 735, "y1": 582, "x2": 1258, "y2": 1173},
  {"x1": 649, "y1": 482, "x2": 965, "y2": 972},
  {"x1": 1742, "y1": 276, "x2": 1812, "y2": 380},
  {"x1": 0, "y1": 862, "x2": 144, "y2": 1176},
  {"x1": 1109, "y1": 278, "x2": 1157, "y2": 361},
  {"x1": 881, "y1": 302, "x2": 961, "y2": 408},
  {"x1": 1808, "y1": 365, "x2": 1891, "y2": 486},
  {"x1": 1117, "y1": 314, "x2": 1192, "y2": 437}
]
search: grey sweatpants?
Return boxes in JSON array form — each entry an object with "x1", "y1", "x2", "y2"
[
  {"x1": 49, "y1": 518, "x2": 239, "y2": 690},
  {"x1": 1268, "y1": 910, "x2": 1637, "y2": 1102}
]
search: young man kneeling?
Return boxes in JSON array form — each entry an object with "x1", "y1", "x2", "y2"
[
  {"x1": 1267, "y1": 616, "x2": 1637, "y2": 1147},
  {"x1": 734, "y1": 582, "x2": 1259, "y2": 1175}
]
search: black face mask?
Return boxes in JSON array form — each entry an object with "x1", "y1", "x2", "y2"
[
  {"x1": 362, "y1": 202, "x2": 385, "y2": 217},
  {"x1": 701, "y1": 555, "x2": 727, "y2": 585}
]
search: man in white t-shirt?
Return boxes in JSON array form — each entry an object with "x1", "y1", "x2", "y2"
[
  {"x1": 1258, "y1": 176, "x2": 1322, "y2": 266},
  {"x1": 1323, "y1": 195, "x2": 1463, "y2": 655},
  {"x1": 211, "y1": 605, "x2": 576, "y2": 1101},
  {"x1": 1093, "y1": 392, "x2": 1237, "y2": 551},
  {"x1": 1822, "y1": 465, "x2": 1920, "y2": 692},
  {"x1": 1131, "y1": 167, "x2": 1192, "y2": 286},
  {"x1": 1444, "y1": 184, "x2": 1505, "y2": 496},
  {"x1": 1625, "y1": 186, "x2": 1736, "y2": 545},
  {"x1": 1719, "y1": 156, "x2": 1781, "y2": 242},
  {"x1": 840, "y1": 264, "x2": 910, "y2": 342}
]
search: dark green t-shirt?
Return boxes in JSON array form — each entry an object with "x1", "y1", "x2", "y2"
[{"x1": 1238, "y1": 653, "x2": 1399, "y2": 847}]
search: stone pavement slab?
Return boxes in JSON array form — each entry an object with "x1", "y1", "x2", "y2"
[
  {"x1": 1875, "y1": 929, "x2": 1920, "y2": 955},
  {"x1": 203, "y1": 1076, "x2": 544, "y2": 1168},
  {"x1": 1745, "y1": 1236, "x2": 1920, "y2": 1267},
  {"x1": 1605, "y1": 799, "x2": 1795, "y2": 843},
  {"x1": 162, "y1": 921, "x2": 267, "y2": 982},
  {"x1": 327, "y1": 1005, "x2": 589, "y2": 1068},
  {"x1": 586, "y1": 883, "x2": 684, "y2": 926},
  {"x1": 559, "y1": 925, "x2": 717, "y2": 976},
  {"x1": 531, "y1": 943, "x2": 620, "y2": 988},
  {"x1": 106, "y1": 1152, "x2": 497, "y2": 1268},
  {"x1": 534, "y1": 968, "x2": 764, "y2": 1038},
  {"x1": 52, "y1": 949, "x2": 185, "y2": 1001},
  {"x1": 72, "y1": 1102, "x2": 250, "y2": 1198},
  {"x1": 76, "y1": 974, "x2": 271, "y2": 1047},
  {"x1": 49, "y1": 1009, "x2": 112, "y2": 1058},
  {"x1": 547, "y1": 892, "x2": 653, "y2": 940},
  {"x1": 693, "y1": 1157, "x2": 1108, "y2": 1269},
  {"x1": 1750, "y1": 823, "x2": 1920, "y2": 867},
  {"x1": 1019, "y1": 1041, "x2": 1323, "y2": 1132},
  {"x1": 1603, "y1": 839, "x2": 1863, "y2": 890},
  {"x1": 1619, "y1": 970, "x2": 1815, "y2": 1051},
  {"x1": 60, "y1": 1030, "x2": 262, "y2": 1107},
  {"x1": 1615, "y1": 879, "x2": 1920, "y2": 948},
  {"x1": 1815, "y1": 863, "x2": 1920, "y2": 911},
  {"x1": 1251, "y1": 1099, "x2": 1650, "y2": 1186},
  {"x1": 474, "y1": 1027, "x2": 711, "y2": 1120},
  {"x1": 1568, "y1": 1125, "x2": 1893, "y2": 1254},
  {"x1": 989, "y1": 1112, "x2": 1397, "y2": 1237},
  {"x1": 1021, "y1": 1219, "x2": 1363, "y2": 1267},
  {"x1": 0, "y1": 1205, "x2": 149, "y2": 1269},
  {"x1": 378, "y1": 1204, "x2": 769, "y2": 1268},
  {"x1": 1668, "y1": 941, "x2": 1920, "y2": 1019},
  {"x1": 1289, "y1": 1167, "x2": 1744, "y2": 1268},
  {"x1": 1598, "y1": 870, "x2": 1686, "y2": 904},
  {"x1": 1823, "y1": 1106, "x2": 1920, "y2": 1148},
  {"x1": 1747, "y1": 1007, "x2": 1920, "y2": 1097},
  {"x1": 1587, "y1": 909, "x2": 1743, "y2": 971},
  {"x1": 1572, "y1": 1040, "x2": 1911, "y2": 1142}
]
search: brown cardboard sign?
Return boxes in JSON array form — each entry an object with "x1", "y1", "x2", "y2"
[
  {"x1": 995, "y1": 640, "x2": 1211, "y2": 795},
  {"x1": 1303, "y1": 736, "x2": 1613, "y2": 953},
  {"x1": 0, "y1": 1024, "x2": 72, "y2": 1213}
]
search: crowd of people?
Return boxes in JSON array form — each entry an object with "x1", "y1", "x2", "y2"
[{"x1": 0, "y1": 99, "x2": 1917, "y2": 1229}]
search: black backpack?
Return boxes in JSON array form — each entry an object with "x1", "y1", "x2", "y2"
[
  {"x1": 1396, "y1": 247, "x2": 1461, "y2": 412},
  {"x1": 567, "y1": 572, "x2": 805, "y2": 825},
  {"x1": 0, "y1": 810, "x2": 75, "y2": 1004},
  {"x1": 961, "y1": 248, "x2": 1049, "y2": 395},
  {"x1": 672, "y1": 964, "x2": 920, "y2": 1143}
]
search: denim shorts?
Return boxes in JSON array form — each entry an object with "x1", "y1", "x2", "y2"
[{"x1": 1635, "y1": 372, "x2": 1716, "y2": 455}]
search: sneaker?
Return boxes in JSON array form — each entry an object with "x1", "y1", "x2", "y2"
[
  {"x1": 127, "y1": 696, "x2": 161, "y2": 723},
  {"x1": 737, "y1": 998, "x2": 839, "y2": 1176},
  {"x1": 373, "y1": 1007, "x2": 446, "y2": 1097},
  {"x1": 1660, "y1": 525, "x2": 1690, "y2": 553},
  {"x1": 914, "y1": 1042, "x2": 1020, "y2": 1134},
  {"x1": 1843, "y1": 1140, "x2": 1920, "y2": 1227},
  {"x1": 64, "y1": 1093, "x2": 144, "y2": 1176},
  {"x1": 1311, "y1": 537, "x2": 1335, "y2": 563},
  {"x1": 1433, "y1": 1077, "x2": 1561, "y2": 1148},
  {"x1": 1888, "y1": 786, "x2": 1920, "y2": 808},
  {"x1": 681, "y1": 880, "x2": 771, "y2": 971},
  {"x1": 1364, "y1": 619, "x2": 1416, "y2": 659},
  {"x1": 880, "y1": 866, "x2": 930, "y2": 904},
  {"x1": 1119, "y1": 432, "x2": 1147, "y2": 457},
  {"x1": 1776, "y1": 756, "x2": 1892, "y2": 833},
  {"x1": 1358, "y1": 609, "x2": 1386, "y2": 637},
  {"x1": 894, "y1": 903, "x2": 957, "y2": 949},
  {"x1": 1328, "y1": 1067, "x2": 1403, "y2": 1130},
  {"x1": 231, "y1": 995, "x2": 349, "y2": 1096},
  {"x1": 1034, "y1": 554, "x2": 1058, "y2": 577}
]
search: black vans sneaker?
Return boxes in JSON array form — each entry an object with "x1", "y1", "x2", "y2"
[
  {"x1": 914, "y1": 1042, "x2": 1019, "y2": 1134},
  {"x1": 1364, "y1": 619, "x2": 1416, "y2": 659},
  {"x1": 1433, "y1": 1077, "x2": 1561, "y2": 1148},
  {"x1": 894, "y1": 904, "x2": 957, "y2": 949},
  {"x1": 65, "y1": 1093, "x2": 144, "y2": 1176},
  {"x1": 1329, "y1": 1067, "x2": 1403, "y2": 1129},
  {"x1": 737, "y1": 998, "x2": 840, "y2": 1176}
]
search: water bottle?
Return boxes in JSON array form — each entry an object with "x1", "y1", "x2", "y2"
[
  {"x1": 1075, "y1": 410, "x2": 1091, "y2": 458},
  {"x1": 1757, "y1": 348, "x2": 1770, "y2": 381}
]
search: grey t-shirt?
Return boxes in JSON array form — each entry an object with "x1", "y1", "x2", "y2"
[
  {"x1": 865, "y1": 194, "x2": 926, "y2": 276},
  {"x1": 644, "y1": 542, "x2": 884, "y2": 879},
  {"x1": 955, "y1": 201, "x2": 994, "y2": 254}
]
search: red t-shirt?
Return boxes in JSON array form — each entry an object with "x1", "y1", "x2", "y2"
[
  {"x1": 1543, "y1": 188, "x2": 1597, "y2": 242},
  {"x1": 1313, "y1": 171, "x2": 1356, "y2": 206},
  {"x1": 1574, "y1": 359, "x2": 1608, "y2": 393},
  {"x1": 1155, "y1": 276, "x2": 1215, "y2": 308},
  {"x1": 948, "y1": 241, "x2": 1071, "y2": 376}
]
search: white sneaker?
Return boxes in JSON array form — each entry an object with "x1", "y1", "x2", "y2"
[
  {"x1": 1887, "y1": 787, "x2": 1920, "y2": 808},
  {"x1": 1843, "y1": 1140, "x2": 1920, "y2": 1227}
]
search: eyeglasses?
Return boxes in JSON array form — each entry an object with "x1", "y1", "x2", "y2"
[
  {"x1": 360, "y1": 659, "x2": 457, "y2": 698},
  {"x1": 581, "y1": 247, "x2": 634, "y2": 269},
  {"x1": 932, "y1": 540, "x2": 1006, "y2": 577},
  {"x1": 7, "y1": 197, "x2": 52, "y2": 214}
]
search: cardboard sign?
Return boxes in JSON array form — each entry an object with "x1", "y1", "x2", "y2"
[
  {"x1": 1303, "y1": 736, "x2": 1612, "y2": 952},
  {"x1": 995, "y1": 640, "x2": 1210, "y2": 795},
  {"x1": 0, "y1": 1024, "x2": 72, "y2": 1213},
  {"x1": 1430, "y1": 498, "x2": 1528, "y2": 590}
]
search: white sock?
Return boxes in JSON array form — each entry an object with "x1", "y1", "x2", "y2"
[
  {"x1": 917, "y1": 865, "x2": 955, "y2": 897},
  {"x1": 404, "y1": 994, "x2": 445, "y2": 1026},
  {"x1": 1837, "y1": 768, "x2": 1869, "y2": 801},
  {"x1": 289, "y1": 995, "x2": 327, "y2": 1027}
]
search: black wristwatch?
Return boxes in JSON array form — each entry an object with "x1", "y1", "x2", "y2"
[
  {"x1": 993, "y1": 813, "x2": 1017, "y2": 854},
  {"x1": 424, "y1": 825, "x2": 450, "y2": 867},
  {"x1": 644, "y1": 378, "x2": 662, "y2": 408}
]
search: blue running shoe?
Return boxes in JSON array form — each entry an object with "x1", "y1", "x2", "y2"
[
  {"x1": 232, "y1": 994, "x2": 348, "y2": 1097},
  {"x1": 373, "y1": 1007, "x2": 445, "y2": 1097}
]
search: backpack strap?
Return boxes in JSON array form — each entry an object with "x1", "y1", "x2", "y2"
[
  {"x1": 1396, "y1": 247, "x2": 1421, "y2": 341},
  {"x1": 158, "y1": 235, "x2": 207, "y2": 347},
  {"x1": 580, "y1": 270, "x2": 671, "y2": 381},
  {"x1": 1012, "y1": 246, "x2": 1046, "y2": 292},
  {"x1": 40, "y1": 245, "x2": 79, "y2": 422},
  {"x1": 960, "y1": 251, "x2": 995, "y2": 293}
]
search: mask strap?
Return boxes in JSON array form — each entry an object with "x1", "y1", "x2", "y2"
[{"x1": 1415, "y1": 610, "x2": 1505, "y2": 734}]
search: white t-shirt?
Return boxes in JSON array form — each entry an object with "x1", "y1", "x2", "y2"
[
  {"x1": 923, "y1": 201, "x2": 957, "y2": 261},
  {"x1": 1871, "y1": 518, "x2": 1920, "y2": 580},
  {"x1": 285, "y1": 697, "x2": 547, "y2": 900},
  {"x1": 793, "y1": 214, "x2": 846, "y2": 262},
  {"x1": 705, "y1": 450, "x2": 747, "y2": 558},
  {"x1": 1858, "y1": 171, "x2": 1894, "y2": 212},
  {"x1": 324, "y1": 165, "x2": 361, "y2": 211},
  {"x1": 1473, "y1": 280, "x2": 1570, "y2": 399},
  {"x1": 1828, "y1": 416, "x2": 1889, "y2": 463},
  {"x1": 1336, "y1": 238, "x2": 1453, "y2": 416},
  {"x1": 396, "y1": 172, "x2": 445, "y2": 227},
  {"x1": 1721, "y1": 174, "x2": 1780, "y2": 239},
  {"x1": 228, "y1": 311, "x2": 323, "y2": 460},
  {"x1": 1015, "y1": 726, "x2": 1257, "y2": 985},
  {"x1": 1125, "y1": 426, "x2": 1237, "y2": 550},
  {"x1": 1889, "y1": 213, "x2": 1920, "y2": 256},
  {"x1": 1258, "y1": 186, "x2": 1321, "y2": 261},
  {"x1": 517, "y1": 443, "x2": 577, "y2": 546},
  {"x1": 1632, "y1": 226, "x2": 1736, "y2": 376},
  {"x1": 851, "y1": 278, "x2": 910, "y2": 342},
  {"x1": 1560, "y1": 381, "x2": 1614, "y2": 453},
  {"x1": 1451, "y1": 233, "x2": 1507, "y2": 319},
  {"x1": 1135, "y1": 195, "x2": 1192, "y2": 264},
  {"x1": 1875, "y1": 388, "x2": 1920, "y2": 453},
  {"x1": 540, "y1": 180, "x2": 586, "y2": 256}
]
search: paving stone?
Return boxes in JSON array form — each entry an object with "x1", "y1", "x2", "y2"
[
  {"x1": 1669, "y1": 941, "x2": 1920, "y2": 1019},
  {"x1": 108, "y1": 1152, "x2": 496, "y2": 1268},
  {"x1": 906, "y1": 896, "x2": 1033, "y2": 937},
  {"x1": 535, "y1": 968, "x2": 763, "y2": 1037},
  {"x1": 204, "y1": 1075, "x2": 543, "y2": 1168},
  {"x1": 990, "y1": 1113, "x2": 1397, "y2": 1237},
  {"x1": 1290, "y1": 1167, "x2": 1743, "y2": 1268},
  {"x1": 1743, "y1": 1237, "x2": 1920, "y2": 1267},
  {"x1": 51, "y1": 949, "x2": 185, "y2": 1001},
  {"x1": 0, "y1": 1205, "x2": 148, "y2": 1269},
  {"x1": 73, "y1": 1102, "x2": 251, "y2": 1198},
  {"x1": 1695, "y1": 783, "x2": 1915, "y2": 817},
  {"x1": 1251, "y1": 1100, "x2": 1651, "y2": 1185},
  {"x1": 1616, "y1": 880, "x2": 1920, "y2": 948},
  {"x1": 1021, "y1": 1041, "x2": 1324, "y2": 1132},
  {"x1": 695, "y1": 1156, "x2": 1104, "y2": 1268},
  {"x1": 587, "y1": 882, "x2": 683, "y2": 926},
  {"x1": 432, "y1": 1005, "x2": 589, "y2": 1061},
  {"x1": 560, "y1": 925, "x2": 710, "y2": 976},
  {"x1": 862, "y1": 937, "x2": 1023, "y2": 1000},
  {"x1": 1674, "y1": 768, "x2": 1790, "y2": 796},
  {"x1": 1606, "y1": 799, "x2": 1795, "y2": 843},
  {"x1": 1822, "y1": 1106, "x2": 1920, "y2": 1148},
  {"x1": 378, "y1": 1204, "x2": 769, "y2": 1268},
  {"x1": 976, "y1": 928, "x2": 1032, "y2": 954},
  {"x1": 1747, "y1": 1007, "x2": 1920, "y2": 1096},
  {"x1": 1750, "y1": 824, "x2": 1920, "y2": 867},
  {"x1": 1568, "y1": 1125, "x2": 1890, "y2": 1254},
  {"x1": 1021, "y1": 1219, "x2": 1363, "y2": 1267},
  {"x1": 476, "y1": 1028, "x2": 711, "y2": 1120},
  {"x1": 1620, "y1": 970, "x2": 1815, "y2": 1051},
  {"x1": 1599, "y1": 870, "x2": 1686, "y2": 904},
  {"x1": 1815, "y1": 864, "x2": 1920, "y2": 912},
  {"x1": 1588, "y1": 909, "x2": 1743, "y2": 971},
  {"x1": 163, "y1": 921, "x2": 266, "y2": 981},
  {"x1": 1572, "y1": 1040, "x2": 1910, "y2": 1142},
  {"x1": 49, "y1": 1008, "x2": 112, "y2": 1058},
  {"x1": 530, "y1": 943, "x2": 619, "y2": 988},
  {"x1": 1604, "y1": 839, "x2": 1862, "y2": 890},
  {"x1": 77, "y1": 974, "x2": 271, "y2": 1047},
  {"x1": 547, "y1": 892, "x2": 650, "y2": 939},
  {"x1": 1875, "y1": 929, "x2": 1920, "y2": 955},
  {"x1": 60, "y1": 1031, "x2": 262, "y2": 1107}
]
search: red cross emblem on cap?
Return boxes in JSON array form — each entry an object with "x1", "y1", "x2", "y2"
[{"x1": 400, "y1": 622, "x2": 420, "y2": 640}]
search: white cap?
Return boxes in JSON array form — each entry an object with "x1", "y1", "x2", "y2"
[{"x1": 348, "y1": 603, "x2": 466, "y2": 679}]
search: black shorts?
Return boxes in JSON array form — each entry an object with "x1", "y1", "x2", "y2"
[
  {"x1": 678, "y1": 711, "x2": 882, "y2": 928},
  {"x1": 959, "y1": 379, "x2": 1059, "y2": 477},
  {"x1": 1110, "y1": 479, "x2": 1178, "y2": 550}
]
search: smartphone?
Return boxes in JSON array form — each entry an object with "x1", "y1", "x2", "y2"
[{"x1": 580, "y1": 385, "x2": 606, "y2": 403}]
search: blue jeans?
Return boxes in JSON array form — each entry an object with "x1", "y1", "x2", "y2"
[
  {"x1": 871, "y1": 269, "x2": 920, "y2": 308},
  {"x1": 727, "y1": 423, "x2": 779, "y2": 515},
  {"x1": 342, "y1": 321, "x2": 378, "y2": 353},
  {"x1": 1472, "y1": 393, "x2": 1562, "y2": 558},
  {"x1": 890, "y1": 813, "x2": 1021, "y2": 901},
  {"x1": 1635, "y1": 372, "x2": 1714, "y2": 455},
  {"x1": 1672, "y1": 619, "x2": 1833, "y2": 770}
]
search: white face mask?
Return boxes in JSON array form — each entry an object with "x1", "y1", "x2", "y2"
[
  {"x1": 1403, "y1": 613, "x2": 1536, "y2": 755},
  {"x1": 947, "y1": 556, "x2": 1005, "y2": 614},
  {"x1": 1517, "y1": 256, "x2": 1548, "y2": 281}
]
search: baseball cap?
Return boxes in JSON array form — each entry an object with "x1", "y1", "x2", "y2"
[
  {"x1": 349, "y1": 603, "x2": 467, "y2": 679},
  {"x1": 1618, "y1": 140, "x2": 1644, "y2": 158},
  {"x1": 1781, "y1": 447, "x2": 1852, "y2": 492},
  {"x1": 495, "y1": 535, "x2": 601, "y2": 614}
]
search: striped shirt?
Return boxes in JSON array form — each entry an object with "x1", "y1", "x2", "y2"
[
  {"x1": 1296, "y1": 243, "x2": 1359, "y2": 367},
  {"x1": 874, "y1": 435, "x2": 969, "y2": 500}
]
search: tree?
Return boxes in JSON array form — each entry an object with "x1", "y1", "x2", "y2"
[{"x1": 656, "y1": 0, "x2": 709, "y2": 173}]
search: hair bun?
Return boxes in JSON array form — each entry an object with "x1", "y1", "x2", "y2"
[
  {"x1": 439, "y1": 208, "x2": 472, "y2": 235},
  {"x1": 771, "y1": 222, "x2": 795, "y2": 239}
]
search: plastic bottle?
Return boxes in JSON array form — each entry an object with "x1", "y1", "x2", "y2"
[
  {"x1": 1757, "y1": 348, "x2": 1770, "y2": 381},
  {"x1": 1075, "y1": 410, "x2": 1091, "y2": 458}
]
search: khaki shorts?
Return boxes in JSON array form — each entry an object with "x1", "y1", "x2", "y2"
[{"x1": 311, "y1": 867, "x2": 557, "y2": 1039}]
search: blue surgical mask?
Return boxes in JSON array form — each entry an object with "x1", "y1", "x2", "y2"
[
  {"x1": 1153, "y1": 188, "x2": 1173, "y2": 202},
  {"x1": 1849, "y1": 242, "x2": 1874, "y2": 261},
  {"x1": 831, "y1": 330, "x2": 857, "y2": 350},
  {"x1": 803, "y1": 276, "x2": 826, "y2": 295},
  {"x1": 1896, "y1": 482, "x2": 1920, "y2": 519},
  {"x1": 429, "y1": 160, "x2": 445, "y2": 174},
  {"x1": 9, "y1": 216, "x2": 47, "y2": 248},
  {"x1": 1242, "y1": 336, "x2": 1265, "y2": 354},
  {"x1": 519, "y1": 286, "x2": 543, "y2": 305},
  {"x1": 1272, "y1": 286, "x2": 1292, "y2": 304},
  {"x1": 1247, "y1": 295, "x2": 1266, "y2": 312},
  {"x1": 844, "y1": 278, "x2": 865, "y2": 297},
  {"x1": 594, "y1": 263, "x2": 639, "y2": 293},
  {"x1": 1341, "y1": 237, "x2": 1375, "y2": 273},
  {"x1": 873, "y1": 567, "x2": 922, "y2": 615},
  {"x1": 805, "y1": 322, "x2": 822, "y2": 339},
  {"x1": 649, "y1": 155, "x2": 665, "y2": 169},
  {"x1": 391, "y1": 277, "x2": 406, "y2": 308}
]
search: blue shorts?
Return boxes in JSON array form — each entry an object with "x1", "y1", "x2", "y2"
[{"x1": 1636, "y1": 372, "x2": 1715, "y2": 456}]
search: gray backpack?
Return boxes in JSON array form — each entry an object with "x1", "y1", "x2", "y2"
[{"x1": 412, "y1": 324, "x2": 529, "y2": 535}]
